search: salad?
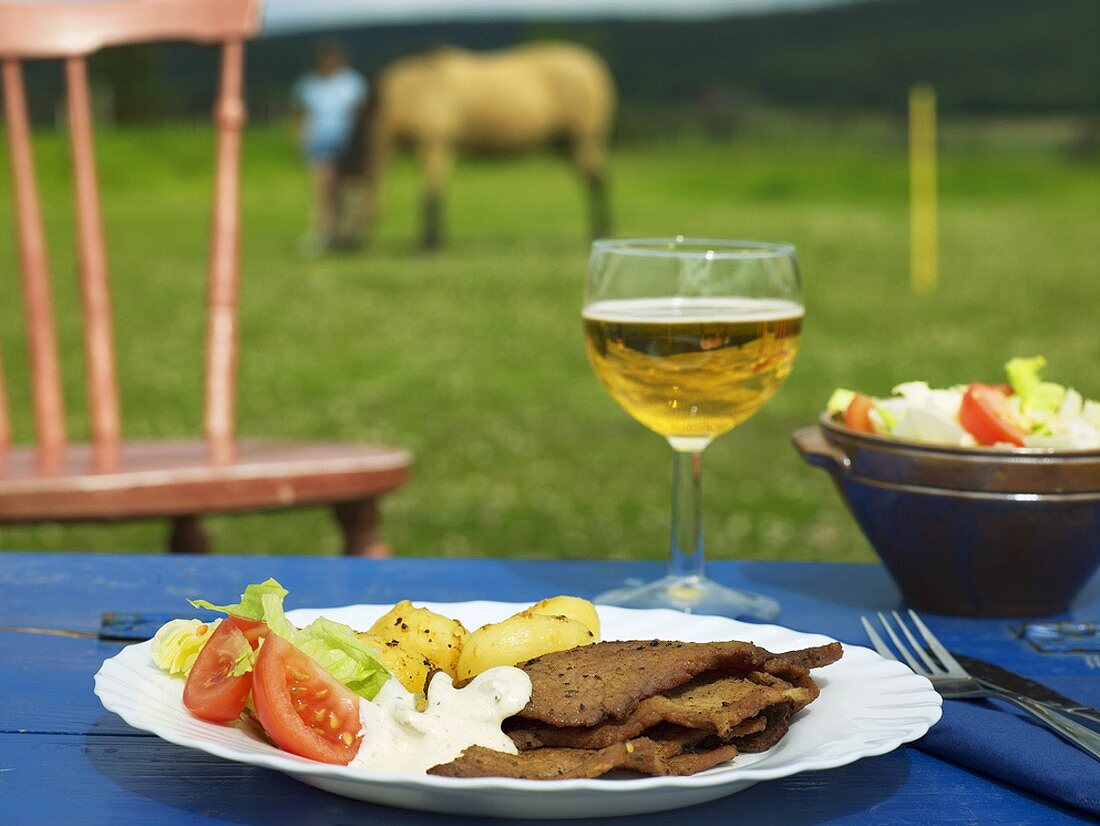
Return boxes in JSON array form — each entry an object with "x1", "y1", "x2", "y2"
[
  {"x1": 155, "y1": 579, "x2": 391, "y2": 764},
  {"x1": 826, "y1": 357, "x2": 1100, "y2": 449}
]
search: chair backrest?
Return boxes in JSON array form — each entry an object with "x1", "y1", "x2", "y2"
[{"x1": 0, "y1": 0, "x2": 262, "y2": 474}]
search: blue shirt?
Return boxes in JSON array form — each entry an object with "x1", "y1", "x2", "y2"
[{"x1": 292, "y1": 68, "x2": 367, "y2": 156}]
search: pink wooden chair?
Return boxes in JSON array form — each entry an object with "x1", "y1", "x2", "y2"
[{"x1": 0, "y1": 0, "x2": 411, "y2": 555}]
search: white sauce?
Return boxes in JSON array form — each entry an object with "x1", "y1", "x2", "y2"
[{"x1": 349, "y1": 666, "x2": 532, "y2": 775}]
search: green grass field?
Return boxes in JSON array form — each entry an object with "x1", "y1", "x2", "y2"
[{"x1": 1, "y1": 116, "x2": 1097, "y2": 560}]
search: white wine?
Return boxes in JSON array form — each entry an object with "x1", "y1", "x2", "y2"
[{"x1": 583, "y1": 297, "x2": 803, "y2": 447}]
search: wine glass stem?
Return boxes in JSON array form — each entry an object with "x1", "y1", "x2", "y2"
[{"x1": 668, "y1": 448, "x2": 706, "y2": 580}]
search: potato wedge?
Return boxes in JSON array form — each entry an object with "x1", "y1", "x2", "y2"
[
  {"x1": 367, "y1": 601, "x2": 468, "y2": 678},
  {"x1": 356, "y1": 632, "x2": 434, "y2": 695},
  {"x1": 526, "y1": 595, "x2": 600, "y2": 641},
  {"x1": 457, "y1": 611, "x2": 595, "y2": 681}
]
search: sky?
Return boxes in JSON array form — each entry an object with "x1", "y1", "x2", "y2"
[{"x1": 261, "y1": 0, "x2": 865, "y2": 34}]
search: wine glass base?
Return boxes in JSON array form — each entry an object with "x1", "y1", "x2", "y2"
[{"x1": 595, "y1": 574, "x2": 780, "y2": 621}]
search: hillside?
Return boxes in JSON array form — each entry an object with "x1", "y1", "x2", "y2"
[{"x1": 16, "y1": 0, "x2": 1100, "y2": 123}]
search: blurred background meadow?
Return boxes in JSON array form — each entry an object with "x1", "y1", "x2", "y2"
[{"x1": 0, "y1": 0, "x2": 1097, "y2": 559}]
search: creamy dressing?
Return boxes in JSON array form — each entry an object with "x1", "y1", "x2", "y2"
[{"x1": 348, "y1": 666, "x2": 532, "y2": 774}]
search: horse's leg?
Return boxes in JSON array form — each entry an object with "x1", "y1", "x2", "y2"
[
  {"x1": 572, "y1": 133, "x2": 611, "y2": 239},
  {"x1": 418, "y1": 139, "x2": 453, "y2": 250},
  {"x1": 356, "y1": 105, "x2": 391, "y2": 247},
  {"x1": 588, "y1": 172, "x2": 610, "y2": 239},
  {"x1": 362, "y1": 118, "x2": 393, "y2": 247},
  {"x1": 336, "y1": 175, "x2": 365, "y2": 248}
]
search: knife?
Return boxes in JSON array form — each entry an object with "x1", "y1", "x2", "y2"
[
  {"x1": 0, "y1": 612, "x2": 182, "y2": 642},
  {"x1": 99, "y1": 611, "x2": 182, "y2": 641},
  {"x1": 953, "y1": 652, "x2": 1100, "y2": 727}
]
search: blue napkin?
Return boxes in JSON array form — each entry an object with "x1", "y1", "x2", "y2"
[{"x1": 915, "y1": 675, "x2": 1100, "y2": 816}]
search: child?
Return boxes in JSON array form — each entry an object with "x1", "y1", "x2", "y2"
[{"x1": 291, "y1": 41, "x2": 367, "y2": 253}]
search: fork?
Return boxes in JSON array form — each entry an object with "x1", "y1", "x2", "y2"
[{"x1": 862, "y1": 610, "x2": 1100, "y2": 762}]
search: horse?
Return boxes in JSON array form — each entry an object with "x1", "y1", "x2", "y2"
[{"x1": 357, "y1": 42, "x2": 616, "y2": 249}]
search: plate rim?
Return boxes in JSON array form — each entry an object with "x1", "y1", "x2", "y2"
[{"x1": 94, "y1": 600, "x2": 942, "y2": 794}]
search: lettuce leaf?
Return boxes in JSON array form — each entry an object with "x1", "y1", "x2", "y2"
[
  {"x1": 189, "y1": 578, "x2": 288, "y2": 620},
  {"x1": 260, "y1": 592, "x2": 390, "y2": 701},
  {"x1": 188, "y1": 579, "x2": 391, "y2": 699},
  {"x1": 1006, "y1": 356, "x2": 1045, "y2": 396},
  {"x1": 891, "y1": 406, "x2": 967, "y2": 445},
  {"x1": 150, "y1": 618, "x2": 219, "y2": 677},
  {"x1": 826, "y1": 389, "x2": 856, "y2": 416},
  {"x1": 1005, "y1": 356, "x2": 1065, "y2": 413},
  {"x1": 1085, "y1": 400, "x2": 1100, "y2": 428},
  {"x1": 872, "y1": 405, "x2": 899, "y2": 432},
  {"x1": 1026, "y1": 383, "x2": 1068, "y2": 413},
  {"x1": 230, "y1": 645, "x2": 256, "y2": 677}
]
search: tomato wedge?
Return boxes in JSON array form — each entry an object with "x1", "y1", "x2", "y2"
[
  {"x1": 251, "y1": 634, "x2": 362, "y2": 764},
  {"x1": 844, "y1": 392, "x2": 877, "y2": 433},
  {"x1": 959, "y1": 383, "x2": 1026, "y2": 447},
  {"x1": 228, "y1": 615, "x2": 268, "y2": 648},
  {"x1": 183, "y1": 619, "x2": 253, "y2": 722}
]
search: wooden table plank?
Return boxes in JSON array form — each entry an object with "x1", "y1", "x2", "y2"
[
  {"x1": 2, "y1": 553, "x2": 1098, "y2": 824},
  {"x1": 3, "y1": 554, "x2": 1096, "y2": 673},
  {"x1": 0, "y1": 553, "x2": 912, "y2": 629},
  {"x1": 1, "y1": 733, "x2": 1090, "y2": 826},
  {"x1": 1, "y1": 632, "x2": 137, "y2": 735}
]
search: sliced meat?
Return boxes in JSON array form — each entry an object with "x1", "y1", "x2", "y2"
[
  {"x1": 431, "y1": 637, "x2": 841, "y2": 780},
  {"x1": 747, "y1": 669, "x2": 819, "y2": 714},
  {"x1": 729, "y1": 703, "x2": 794, "y2": 753},
  {"x1": 428, "y1": 736, "x2": 737, "y2": 780},
  {"x1": 647, "y1": 670, "x2": 812, "y2": 738},
  {"x1": 644, "y1": 721, "x2": 738, "y2": 748},
  {"x1": 516, "y1": 640, "x2": 842, "y2": 728},
  {"x1": 508, "y1": 670, "x2": 795, "y2": 750},
  {"x1": 772, "y1": 642, "x2": 845, "y2": 673},
  {"x1": 666, "y1": 745, "x2": 739, "y2": 776}
]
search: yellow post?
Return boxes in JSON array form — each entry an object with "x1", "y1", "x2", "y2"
[{"x1": 909, "y1": 85, "x2": 938, "y2": 294}]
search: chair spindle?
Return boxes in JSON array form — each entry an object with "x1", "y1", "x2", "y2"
[
  {"x1": 66, "y1": 56, "x2": 121, "y2": 473},
  {"x1": 0, "y1": 347, "x2": 10, "y2": 458},
  {"x1": 204, "y1": 40, "x2": 245, "y2": 465},
  {"x1": 2, "y1": 58, "x2": 66, "y2": 474}
]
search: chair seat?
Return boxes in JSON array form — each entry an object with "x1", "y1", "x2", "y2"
[{"x1": 0, "y1": 440, "x2": 412, "y2": 521}]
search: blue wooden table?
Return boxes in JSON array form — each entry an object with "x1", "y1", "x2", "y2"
[{"x1": 2, "y1": 553, "x2": 1098, "y2": 825}]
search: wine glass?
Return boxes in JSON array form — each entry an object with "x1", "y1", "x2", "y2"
[{"x1": 582, "y1": 238, "x2": 803, "y2": 619}]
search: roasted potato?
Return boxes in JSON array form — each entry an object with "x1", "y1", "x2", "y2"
[
  {"x1": 367, "y1": 600, "x2": 468, "y2": 678},
  {"x1": 456, "y1": 611, "x2": 595, "y2": 681},
  {"x1": 355, "y1": 632, "x2": 434, "y2": 694},
  {"x1": 526, "y1": 595, "x2": 600, "y2": 641}
]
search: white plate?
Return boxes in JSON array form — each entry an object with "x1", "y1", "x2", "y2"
[{"x1": 94, "y1": 602, "x2": 941, "y2": 819}]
